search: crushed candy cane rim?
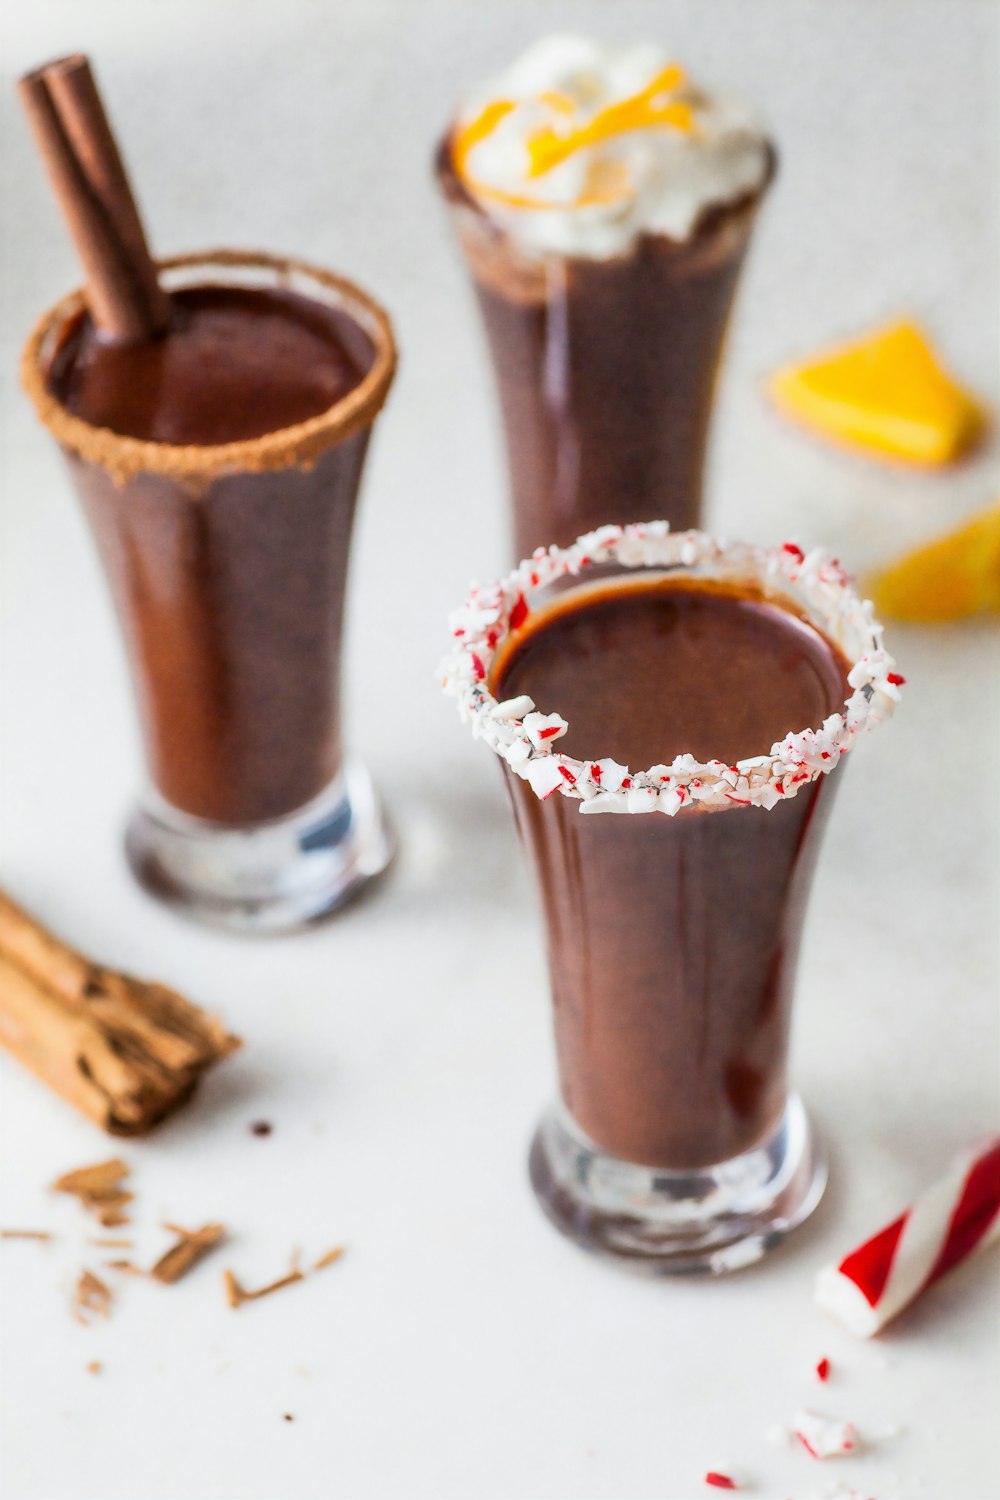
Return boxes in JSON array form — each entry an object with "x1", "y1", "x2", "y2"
[{"x1": 441, "y1": 522, "x2": 903, "y2": 815}]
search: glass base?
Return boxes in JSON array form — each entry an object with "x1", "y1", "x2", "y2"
[
  {"x1": 125, "y1": 761, "x2": 393, "y2": 934},
  {"x1": 529, "y1": 1094, "x2": 826, "y2": 1275}
]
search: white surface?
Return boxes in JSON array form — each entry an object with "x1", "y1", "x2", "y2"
[{"x1": 0, "y1": 4, "x2": 998, "y2": 1499}]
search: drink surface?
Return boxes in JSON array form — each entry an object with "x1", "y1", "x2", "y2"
[
  {"x1": 47, "y1": 285, "x2": 368, "y2": 445},
  {"x1": 494, "y1": 575, "x2": 849, "y2": 767},
  {"x1": 493, "y1": 576, "x2": 850, "y2": 1171}
]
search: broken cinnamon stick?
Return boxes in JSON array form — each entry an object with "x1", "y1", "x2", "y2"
[
  {"x1": 0, "y1": 891, "x2": 240, "y2": 1134},
  {"x1": 18, "y1": 54, "x2": 169, "y2": 342}
]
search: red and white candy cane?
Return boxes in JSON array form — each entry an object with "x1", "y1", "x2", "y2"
[{"x1": 815, "y1": 1136, "x2": 1000, "y2": 1336}]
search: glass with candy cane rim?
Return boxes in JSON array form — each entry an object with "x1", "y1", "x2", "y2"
[{"x1": 442, "y1": 522, "x2": 902, "y2": 1274}]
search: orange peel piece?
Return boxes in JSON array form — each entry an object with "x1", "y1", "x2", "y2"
[
  {"x1": 865, "y1": 501, "x2": 1000, "y2": 621},
  {"x1": 769, "y1": 321, "x2": 986, "y2": 466}
]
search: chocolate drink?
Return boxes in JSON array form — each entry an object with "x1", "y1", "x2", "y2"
[
  {"x1": 492, "y1": 575, "x2": 851, "y2": 1170},
  {"x1": 43, "y1": 279, "x2": 380, "y2": 826},
  {"x1": 438, "y1": 148, "x2": 770, "y2": 559}
]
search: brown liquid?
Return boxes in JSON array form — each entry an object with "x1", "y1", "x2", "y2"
[
  {"x1": 47, "y1": 285, "x2": 376, "y2": 824},
  {"x1": 48, "y1": 285, "x2": 366, "y2": 444},
  {"x1": 437, "y1": 142, "x2": 772, "y2": 558},
  {"x1": 494, "y1": 576, "x2": 850, "y2": 1170}
]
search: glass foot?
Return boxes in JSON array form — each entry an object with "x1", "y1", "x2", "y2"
[
  {"x1": 529, "y1": 1094, "x2": 826, "y2": 1275},
  {"x1": 125, "y1": 761, "x2": 393, "y2": 934}
]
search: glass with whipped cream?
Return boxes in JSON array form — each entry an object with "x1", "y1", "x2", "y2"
[
  {"x1": 436, "y1": 37, "x2": 774, "y2": 559},
  {"x1": 443, "y1": 523, "x2": 902, "y2": 1272},
  {"x1": 22, "y1": 251, "x2": 397, "y2": 932}
]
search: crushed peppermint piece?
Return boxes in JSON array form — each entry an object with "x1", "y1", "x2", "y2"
[
  {"x1": 522, "y1": 711, "x2": 569, "y2": 750},
  {"x1": 522, "y1": 758, "x2": 567, "y2": 800},
  {"x1": 793, "y1": 1408, "x2": 859, "y2": 1459},
  {"x1": 491, "y1": 695, "x2": 535, "y2": 720},
  {"x1": 816, "y1": 1356, "x2": 831, "y2": 1382},
  {"x1": 508, "y1": 593, "x2": 529, "y2": 630},
  {"x1": 441, "y1": 525, "x2": 901, "y2": 816},
  {"x1": 704, "y1": 1473, "x2": 738, "y2": 1490}
]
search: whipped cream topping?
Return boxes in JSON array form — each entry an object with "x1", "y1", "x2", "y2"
[
  {"x1": 451, "y1": 35, "x2": 770, "y2": 257},
  {"x1": 441, "y1": 523, "x2": 903, "y2": 816}
]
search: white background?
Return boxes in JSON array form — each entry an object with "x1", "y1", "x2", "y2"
[{"x1": 0, "y1": 4, "x2": 998, "y2": 1498}]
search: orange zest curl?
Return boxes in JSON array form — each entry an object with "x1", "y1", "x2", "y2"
[
  {"x1": 452, "y1": 64, "x2": 693, "y2": 213},
  {"x1": 537, "y1": 89, "x2": 575, "y2": 115},
  {"x1": 452, "y1": 99, "x2": 517, "y2": 180},
  {"x1": 525, "y1": 65, "x2": 693, "y2": 178}
]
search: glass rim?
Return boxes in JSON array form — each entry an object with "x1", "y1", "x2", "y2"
[
  {"x1": 20, "y1": 248, "x2": 397, "y2": 485},
  {"x1": 441, "y1": 522, "x2": 903, "y2": 815}
]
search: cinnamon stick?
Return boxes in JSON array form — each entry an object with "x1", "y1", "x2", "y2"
[
  {"x1": 18, "y1": 53, "x2": 169, "y2": 342},
  {"x1": 0, "y1": 891, "x2": 240, "y2": 1134}
]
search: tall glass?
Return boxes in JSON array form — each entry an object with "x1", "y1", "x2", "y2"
[
  {"x1": 436, "y1": 142, "x2": 773, "y2": 559},
  {"x1": 444, "y1": 525, "x2": 900, "y2": 1273},
  {"x1": 22, "y1": 251, "x2": 397, "y2": 933}
]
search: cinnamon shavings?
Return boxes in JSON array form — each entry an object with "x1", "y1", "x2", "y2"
[
  {"x1": 53, "y1": 1158, "x2": 129, "y2": 1196},
  {"x1": 313, "y1": 1246, "x2": 346, "y2": 1271},
  {"x1": 94, "y1": 1197, "x2": 133, "y2": 1228},
  {"x1": 224, "y1": 1261, "x2": 305, "y2": 1309},
  {"x1": 224, "y1": 1241, "x2": 346, "y2": 1307},
  {"x1": 52, "y1": 1159, "x2": 133, "y2": 1225},
  {"x1": 1, "y1": 1228, "x2": 52, "y2": 1241},
  {"x1": 105, "y1": 1259, "x2": 143, "y2": 1276},
  {"x1": 151, "y1": 1222, "x2": 226, "y2": 1284},
  {"x1": 73, "y1": 1268, "x2": 112, "y2": 1324}
]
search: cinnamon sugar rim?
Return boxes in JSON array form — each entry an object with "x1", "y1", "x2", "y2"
[
  {"x1": 20, "y1": 249, "x2": 397, "y2": 484},
  {"x1": 441, "y1": 523, "x2": 903, "y2": 815}
]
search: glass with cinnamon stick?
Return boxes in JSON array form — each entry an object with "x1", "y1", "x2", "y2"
[{"x1": 18, "y1": 58, "x2": 397, "y2": 931}]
